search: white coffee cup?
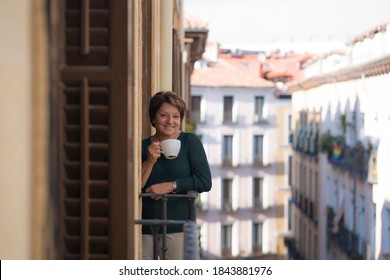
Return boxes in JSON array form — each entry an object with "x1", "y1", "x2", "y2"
[{"x1": 160, "y1": 139, "x2": 181, "y2": 160}]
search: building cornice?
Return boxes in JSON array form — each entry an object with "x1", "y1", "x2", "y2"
[
  {"x1": 289, "y1": 54, "x2": 390, "y2": 92},
  {"x1": 185, "y1": 29, "x2": 209, "y2": 64}
]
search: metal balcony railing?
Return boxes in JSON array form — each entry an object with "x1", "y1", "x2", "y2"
[
  {"x1": 326, "y1": 208, "x2": 365, "y2": 259},
  {"x1": 292, "y1": 131, "x2": 319, "y2": 157},
  {"x1": 291, "y1": 186, "x2": 317, "y2": 223},
  {"x1": 328, "y1": 145, "x2": 369, "y2": 180},
  {"x1": 135, "y1": 190, "x2": 199, "y2": 260}
]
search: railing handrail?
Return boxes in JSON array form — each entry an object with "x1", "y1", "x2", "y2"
[
  {"x1": 135, "y1": 190, "x2": 199, "y2": 260},
  {"x1": 139, "y1": 191, "x2": 198, "y2": 199}
]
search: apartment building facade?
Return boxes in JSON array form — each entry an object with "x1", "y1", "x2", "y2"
[
  {"x1": 288, "y1": 22, "x2": 390, "y2": 260},
  {"x1": 190, "y1": 51, "x2": 293, "y2": 259}
]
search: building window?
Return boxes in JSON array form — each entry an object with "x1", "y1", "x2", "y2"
[
  {"x1": 191, "y1": 96, "x2": 202, "y2": 123},
  {"x1": 222, "y1": 135, "x2": 233, "y2": 166},
  {"x1": 221, "y1": 224, "x2": 233, "y2": 257},
  {"x1": 333, "y1": 180, "x2": 338, "y2": 212},
  {"x1": 287, "y1": 199, "x2": 292, "y2": 230},
  {"x1": 223, "y1": 96, "x2": 234, "y2": 123},
  {"x1": 288, "y1": 154, "x2": 293, "y2": 187},
  {"x1": 326, "y1": 176, "x2": 331, "y2": 207},
  {"x1": 252, "y1": 222, "x2": 263, "y2": 254},
  {"x1": 253, "y1": 177, "x2": 264, "y2": 209},
  {"x1": 253, "y1": 135, "x2": 264, "y2": 166},
  {"x1": 349, "y1": 110, "x2": 357, "y2": 146},
  {"x1": 288, "y1": 113, "x2": 293, "y2": 143},
  {"x1": 222, "y1": 178, "x2": 233, "y2": 212},
  {"x1": 384, "y1": 208, "x2": 390, "y2": 258},
  {"x1": 347, "y1": 189, "x2": 355, "y2": 231},
  {"x1": 358, "y1": 194, "x2": 365, "y2": 254},
  {"x1": 314, "y1": 171, "x2": 318, "y2": 220},
  {"x1": 254, "y1": 96, "x2": 264, "y2": 123},
  {"x1": 368, "y1": 203, "x2": 376, "y2": 260}
]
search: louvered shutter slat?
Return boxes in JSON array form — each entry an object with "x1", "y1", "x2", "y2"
[{"x1": 60, "y1": 0, "x2": 111, "y2": 260}]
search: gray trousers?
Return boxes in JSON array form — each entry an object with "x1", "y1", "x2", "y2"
[{"x1": 142, "y1": 232, "x2": 184, "y2": 260}]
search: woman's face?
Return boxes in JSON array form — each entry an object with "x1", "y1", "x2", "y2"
[{"x1": 153, "y1": 102, "x2": 181, "y2": 139}]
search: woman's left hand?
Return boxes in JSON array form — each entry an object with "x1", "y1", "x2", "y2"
[{"x1": 145, "y1": 182, "x2": 174, "y2": 200}]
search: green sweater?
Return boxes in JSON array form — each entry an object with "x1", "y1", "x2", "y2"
[{"x1": 141, "y1": 132, "x2": 212, "y2": 234}]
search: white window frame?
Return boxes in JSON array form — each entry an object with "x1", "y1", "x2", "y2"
[
  {"x1": 253, "y1": 177, "x2": 264, "y2": 209},
  {"x1": 253, "y1": 134, "x2": 264, "y2": 165},
  {"x1": 254, "y1": 96, "x2": 265, "y2": 123},
  {"x1": 252, "y1": 221, "x2": 263, "y2": 254},
  {"x1": 221, "y1": 178, "x2": 233, "y2": 212},
  {"x1": 223, "y1": 95, "x2": 236, "y2": 123},
  {"x1": 222, "y1": 135, "x2": 233, "y2": 166},
  {"x1": 191, "y1": 95, "x2": 203, "y2": 123}
]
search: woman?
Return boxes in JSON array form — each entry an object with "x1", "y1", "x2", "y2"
[{"x1": 141, "y1": 91, "x2": 212, "y2": 260}]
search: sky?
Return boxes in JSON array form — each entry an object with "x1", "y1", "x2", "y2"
[{"x1": 184, "y1": 0, "x2": 390, "y2": 51}]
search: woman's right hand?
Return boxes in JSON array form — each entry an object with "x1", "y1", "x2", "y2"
[{"x1": 146, "y1": 141, "x2": 161, "y2": 164}]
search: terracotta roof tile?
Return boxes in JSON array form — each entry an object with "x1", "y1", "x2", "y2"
[
  {"x1": 261, "y1": 52, "x2": 312, "y2": 82},
  {"x1": 191, "y1": 53, "x2": 274, "y2": 88}
]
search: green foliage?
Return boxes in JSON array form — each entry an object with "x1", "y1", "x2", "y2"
[
  {"x1": 327, "y1": 206, "x2": 335, "y2": 217},
  {"x1": 340, "y1": 114, "x2": 346, "y2": 134},
  {"x1": 185, "y1": 122, "x2": 196, "y2": 133},
  {"x1": 185, "y1": 121, "x2": 203, "y2": 140},
  {"x1": 319, "y1": 132, "x2": 333, "y2": 153}
]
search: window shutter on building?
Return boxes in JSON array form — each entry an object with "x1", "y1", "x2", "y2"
[{"x1": 58, "y1": 0, "x2": 135, "y2": 260}]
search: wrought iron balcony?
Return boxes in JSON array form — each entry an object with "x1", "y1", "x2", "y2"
[
  {"x1": 135, "y1": 191, "x2": 199, "y2": 260},
  {"x1": 326, "y1": 207, "x2": 365, "y2": 260},
  {"x1": 292, "y1": 130, "x2": 319, "y2": 157},
  {"x1": 291, "y1": 186, "x2": 317, "y2": 223},
  {"x1": 284, "y1": 238, "x2": 304, "y2": 260},
  {"x1": 327, "y1": 143, "x2": 369, "y2": 180}
]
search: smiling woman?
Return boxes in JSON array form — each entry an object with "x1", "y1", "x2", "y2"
[
  {"x1": 152, "y1": 103, "x2": 182, "y2": 141},
  {"x1": 141, "y1": 91, "x2": 212, "y2": 260}
]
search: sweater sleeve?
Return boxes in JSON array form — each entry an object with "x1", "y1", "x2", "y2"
[{"x1": 176, "y1": 133, "x2": 212, "y2": 193}]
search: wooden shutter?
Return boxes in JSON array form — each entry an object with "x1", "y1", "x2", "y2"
[{"x1": 58, "y1": 0, "x2": 134, "y2": 260}]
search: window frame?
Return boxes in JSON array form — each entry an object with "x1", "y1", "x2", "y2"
[
  {"x1": 223, "y1": 96, "x2": 235, "y2": 124},
  {"x1": 254, "y1": 96, "x2": 265, "y2": 123}
]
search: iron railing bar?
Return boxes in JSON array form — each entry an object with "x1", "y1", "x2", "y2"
[
  {"x1": 151, "y1": 225, "x2": 160, "y2": 260},
  {"x1": 139, "y1": 192, "x2": 198, "y2": 199},
  {"x1": 161, "y1": 197, "x2": 168, "y2": 260},
  {"x1": 135, "y1": 219, "x2": 188, "y2": 226},
  {"x1": 137, "y1": 191, "x2": 199, "y2": 259}
]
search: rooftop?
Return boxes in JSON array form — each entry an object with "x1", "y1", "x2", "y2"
[
  {"x1": 191, "y1": 49, "x2": 311, "y2": 88},
  {"x1": 191, "y1": 52, "x2": 274, "y2": 88},
  {"x1": 183, "y1": 13, "x2": 209, "y2": 31}
]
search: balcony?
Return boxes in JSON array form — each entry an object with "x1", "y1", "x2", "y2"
[
  {"x1": 221, "y1": 247, "x2": 232, "y2": 258},
  {"x1": 252, "y1": 244, "x2": 263, "y2": 255},
  {"x1": 136, "y1": 191, "x2": 200, "y2": 260},
  {"x1": 326, "y1": 207, "x2": 366, "y2": 260},
  {"x1": 292, "y1": 130, "x2": 319, "y2": 158},
  {"x1": 284, "y1": 238, "x2": 304, "y2": 260},
  {"x1": 291, "y1": 186, "x2": 317, "y2": 223},
  {"x1": 221, "y1": 158, "x2": 234, "y2": 168},
  {"x1": 222, "y1": 201, "x2": 233, "y2": 213},
  {"x1": 252, "y1": 157, "x2": 265, "y2": 167},
  {"x1": 320, "y1": 135, "x2": 370, "y2": 180},
  {"x1": 253, "y1": 115, "x2": 269, "y2": 125}
]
